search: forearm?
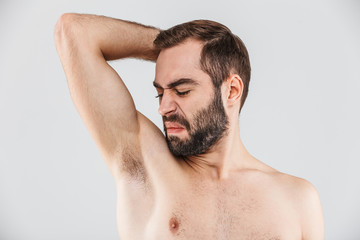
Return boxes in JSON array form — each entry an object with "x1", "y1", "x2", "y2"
[{"x1": 55, "y1": 13, "x2": 160, "y2": 62}]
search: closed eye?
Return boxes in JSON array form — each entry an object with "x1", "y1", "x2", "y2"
[
  {"x1": 155, "y1": 90, "x2": 190, "y2": 98},
  {"x1": 176, "y1": 90, "x2": 190, "y2": 96}
]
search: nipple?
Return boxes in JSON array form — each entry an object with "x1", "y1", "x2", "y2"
[{"x1": 169, "y1": 217, "x2": 180, "y2": 233}]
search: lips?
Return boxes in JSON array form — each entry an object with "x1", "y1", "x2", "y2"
[
  {"x1": 165, "y1": 122, "x2": 185, "y2": 134},
  {"x1": 165, "y1": 122, "x2": 184, "y2": 129}
]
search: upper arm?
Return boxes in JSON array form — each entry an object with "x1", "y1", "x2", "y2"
[
  {"x1": 298, "y1": 180, "x2": 324, "y2": 240},
  {"x1": 55, "y1": 14, "x2": 141, "y2": 169}
]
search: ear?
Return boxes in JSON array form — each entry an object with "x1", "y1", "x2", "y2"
[{"x1": 226, "y1": 74, "x2": 243, "y2": 108}]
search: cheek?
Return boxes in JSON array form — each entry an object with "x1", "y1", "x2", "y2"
[
  {"x1": 183, "y1": 96, "x2": 211, "y2": 121},
  {"x1": 180, "y1": 97, "x2": 203, "y2": 115}
]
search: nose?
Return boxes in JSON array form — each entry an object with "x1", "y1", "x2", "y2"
[{"x1": 158, "y1": 92, "x2": 177, "y2": 116}]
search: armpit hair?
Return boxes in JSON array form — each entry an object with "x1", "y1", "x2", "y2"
[{"x1": 118, "y1": 144, "x2": 147, "y2": 183}]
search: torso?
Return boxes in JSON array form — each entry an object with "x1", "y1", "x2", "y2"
[{"x1": 115, "y1": 160, "x2": 303, "y2": 240}]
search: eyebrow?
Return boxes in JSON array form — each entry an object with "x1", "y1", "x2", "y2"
[{"x1": 153, "y1": 78, "x2": 199, "y2": 89}]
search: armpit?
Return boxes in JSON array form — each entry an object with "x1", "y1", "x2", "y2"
[{"x1": 118, "y1": 144, "x2": 147, "y2": 183}]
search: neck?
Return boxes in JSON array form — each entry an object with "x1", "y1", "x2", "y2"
[{"x1": 184, "y1": 123, "x2": 253, "y2": 180}]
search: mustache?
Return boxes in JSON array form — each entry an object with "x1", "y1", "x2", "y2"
[{"x1": 163, "y1": 114, "x2": 191, "y2": 131}]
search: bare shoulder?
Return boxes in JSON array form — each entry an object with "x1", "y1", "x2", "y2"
[
  {"x1": 270, "y1": 170, "x2": 319, "y2": 196},
  {"x1": 252, "y1": 161, "x2": 321, "y2": 202},
  {"x1": 270, "y1": 171, "x2": 322, "y2": 207},
  {"x1": 246, "y1": 157, "x2": 324, "y2": 239},
  {"x1": 265, "y1": 170, "x2": 325, "y2": 240}
]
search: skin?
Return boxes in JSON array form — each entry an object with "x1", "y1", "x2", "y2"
[{"x1": 55, "y1": 13, "x2": 324, "y2": 240}]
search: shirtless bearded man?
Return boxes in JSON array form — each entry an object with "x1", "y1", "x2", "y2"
[{"x1": 54, "y1": 13, "x2": 324, "y2": 239}]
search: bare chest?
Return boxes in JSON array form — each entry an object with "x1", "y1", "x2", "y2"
[{"x1": 117, "y1": 177, "x2": 301, "y2": 240}]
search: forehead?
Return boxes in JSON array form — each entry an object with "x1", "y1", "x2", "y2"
[{"x1": 155, "y1": 39, "x2": 211, "y2": 86}]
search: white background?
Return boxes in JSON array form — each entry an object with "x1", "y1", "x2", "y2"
[{"x1": 0, "y1": 0, "x2": 359, "y2": 239}]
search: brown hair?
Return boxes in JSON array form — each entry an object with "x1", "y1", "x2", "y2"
[{"x1": 154, "y1": 20, "x2": 251, "y2": 112}]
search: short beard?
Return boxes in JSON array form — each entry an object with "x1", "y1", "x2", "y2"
[{"x1": 163, "y1": 88, "x2": 229, "y2": 158}]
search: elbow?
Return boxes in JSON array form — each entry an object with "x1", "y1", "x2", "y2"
[{"x1": 54, "y1": 13, "x2": 80, "y2": 50}]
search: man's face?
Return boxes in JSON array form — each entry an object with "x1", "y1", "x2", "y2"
[{"x1": 154, "y1": 39, "x2": 229, "y2": 157}]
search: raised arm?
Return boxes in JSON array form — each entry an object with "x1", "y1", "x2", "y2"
[{"x1": 54, "y1": 13, "x2": 160, "y2": 175}]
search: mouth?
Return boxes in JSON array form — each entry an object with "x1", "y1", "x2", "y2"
[{"x1": 165, "y1": 122, "x2": 186, "y2": 134}]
